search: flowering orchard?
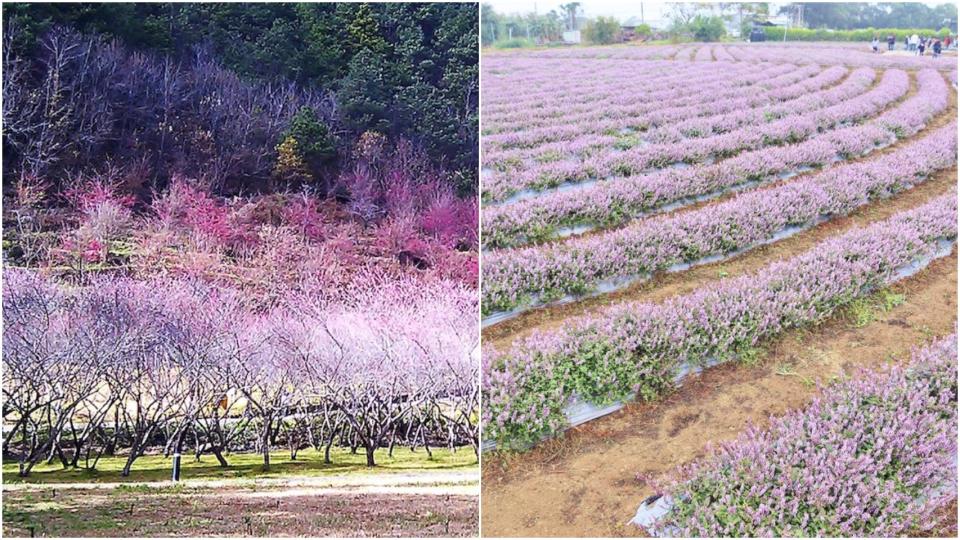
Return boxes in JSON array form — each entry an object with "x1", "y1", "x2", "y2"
[{"x1": 3, "y1": 270, "x2": 477, "y2": 476}]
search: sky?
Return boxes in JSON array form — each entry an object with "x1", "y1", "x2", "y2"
[{"x1": 483, "y1": 1, "x2": 950, "y2": 23}]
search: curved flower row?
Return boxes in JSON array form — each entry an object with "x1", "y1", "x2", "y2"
[
  {"x1": 481, "y1": 56, "x2": 779, "y2": 112},
  {"x1": 482, "y1": 124, "x2": 957, "y2": 315},
  {"x1": 485, "y1": 62, "x2": 825, "y2": 137},
  {"x1": 647, "y1": 335, "x2": 957, "y2": 537},
  {"x1": 652, "y1": 66, "x2": 863, "y2": 143},
  {"x1": 482, "y1": 69, "x2": 946, "y2": 245},
  {"x1": 529, "y1": 42, "x2": 957, "y2": 73},
  {"x1": 483, "y1": 64, "x2": 848, "y2": 168},
  {"x1": 483, "y1": 60, "x2": 775, "y2": 130},
  {"x1": 482, "y1": 193, "x2": 958, "y2": 447},
  {"x1": 483, "y1": 63, "x2": 808, "y2": 148},
  {"x1": 483, "y1": 59, "x2": 743, "y2": 118},
  {"x1": 498, "y1": 64, "x2": 847, "y2": 148},
  {"x1": 711, "y1": 46, "x2": 735, "y2": 62},
  {"x1": 483, "y1": 69, "x2": 908, "y2": 201},
  {"x1": 722, "y1": 41, "x2": 958, "y2": 72}
]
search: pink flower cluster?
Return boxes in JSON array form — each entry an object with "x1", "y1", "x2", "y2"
[{"x1": 647, "y1": 335, "x2": 957, "y2": 537}]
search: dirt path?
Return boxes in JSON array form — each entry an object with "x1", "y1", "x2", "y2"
[
  {"x1": 4, "y1": 488, "x2": 478, "y2": 537},
  {"x1": 3, "y1": 470, "x2": 479, "y2": 537},
  {"x1": 2, "y1": 470, "x2": 478, "y2": 493},
  {"x1": 481, "y1": 249, "x2": 957, "y2": 537}
]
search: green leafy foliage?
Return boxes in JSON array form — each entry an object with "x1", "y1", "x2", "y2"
[
  {"x1": 582, "y1": 16, "x2": 622, "y2": 45},
  {"x1": 689, "y1": 15, "x2": 726, "y2": 42},
  {"x1": 762, "y1": 26, "x2": 951, "y2": 42},
  {"x1": 285, "y1": 107, "x2": 338, "y2": 173}
]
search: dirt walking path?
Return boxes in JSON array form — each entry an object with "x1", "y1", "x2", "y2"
[
  {"x1": 4, "y1": 469, "x2": 479, "y2": 537},
  {"x1": 2, "y1": 469, "x2": 478, "y2": 493}
]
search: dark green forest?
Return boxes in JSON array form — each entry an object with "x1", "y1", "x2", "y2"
[{"x1": 2, "y1": 2, "x2": 478, "y2": 194}]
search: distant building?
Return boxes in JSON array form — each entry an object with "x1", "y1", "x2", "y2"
[
  {"x1": 749, "y1": 16, "x2": 790, "y2": 42},
  {"x1": 620, "y1": 16, "x2": 645, "y2": 41},
  {"x1": 619, "y1": 16, "x2": 670, "y2": 41},
  {"x1": 562, "y1": 30, "x2": 581, "y2": 44}
]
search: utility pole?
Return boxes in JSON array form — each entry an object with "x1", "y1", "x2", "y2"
[
  {"x1": 172, "y1": 452, "x2": 182, "y2": 481},
  {"x1": 171, "y1": 433, "x2": 184, "y2": 482},
  {"x1": 641, "y1": 2, "x2": 645, "y2": 24}
]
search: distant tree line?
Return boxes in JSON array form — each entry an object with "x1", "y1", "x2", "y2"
[
  {"x1": 779, "y1": 2, "x2": 957, "y2": 31},
  {"x1": 2, "y1": 2, "x2": 478, "y2": 194},
  {"x1": 481, "y1": 2, "x2": 583, "y2": 46},
  {"x1": 762, "y1": 26, "x2": 953, "y2": 42}
]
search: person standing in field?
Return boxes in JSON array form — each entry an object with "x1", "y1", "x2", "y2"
[
  {"x1": 886, "y1": 34, "x2": 895, "y2": 51},
  {"x1": 932, "y1": 39, "x2": 942, "y2": 58},
  {"x1": 910, "y1": 33, "x2": 919, "y2": 51},
  {"x1": 871, "y1": 36, "x2": 879, "y2": 53},
  {"x1": 918, "y1": 36, "x2": 926, "y2": 56}
]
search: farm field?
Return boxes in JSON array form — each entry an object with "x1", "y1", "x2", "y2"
[{"x1": 480, "y1": 41, "x2": 958, "y2": 537}]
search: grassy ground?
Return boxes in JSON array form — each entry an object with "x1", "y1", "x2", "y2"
[
  {"x1": 3, "y1": 446, "x2": 477, "y2": 485},
  {"x1": 3, "y1": 447, "x2": 479, "y2": 537}
]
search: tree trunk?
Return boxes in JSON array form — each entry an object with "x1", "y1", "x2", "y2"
[
  {"x1": 121, "y1": 444, "x2": 138, "y2": 477},
  {"x1": 365, "y1": 444, "x2": 376, "y2": 467},
  {"x1": 212, "y1": 447, "x2": 229, "y2": 467},
  {"x1": 3, "y1": 415, "x2": 26, "y2": 455},
  {"x1": 422, "y1": 428, "x2": 433, "y2": 459},
  {"x1": 261, "y1": 419, "x2": 271, "y2": 471},
  {"x1": 106, "y1": 408, "x2": 120, "y2": 456},
  {"x1": 324, "y1": 438, "x2": 334, "y2": 464}
]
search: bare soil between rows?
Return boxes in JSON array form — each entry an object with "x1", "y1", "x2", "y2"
[{"x1": 481, "y1": 249, "x2": 958, "y2": 537}]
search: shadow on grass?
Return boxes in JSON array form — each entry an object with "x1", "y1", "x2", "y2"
[{"x1": 3, "y1": 447, "x2": 478, "y2": 485}]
